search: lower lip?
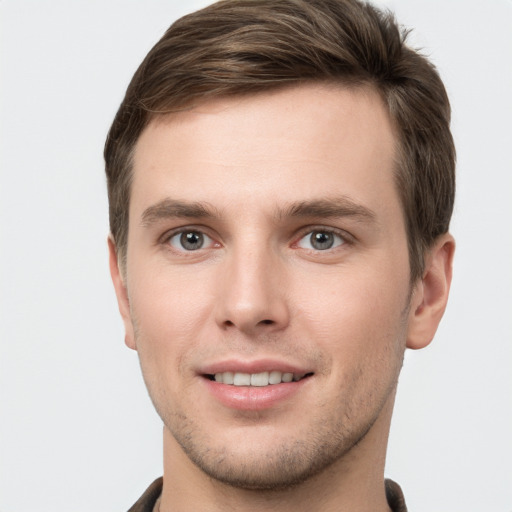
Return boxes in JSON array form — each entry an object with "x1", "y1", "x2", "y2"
[{"x1": 203, "y1": 377, "x2": 310, "y2": 411}]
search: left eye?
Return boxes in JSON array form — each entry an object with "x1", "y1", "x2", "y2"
[
  {"x1": 168, "y1": 230, "x2": 214, "y2": 251},
  {"x1": 297, "y1": 230, "x2": 345, "y2": 251}
]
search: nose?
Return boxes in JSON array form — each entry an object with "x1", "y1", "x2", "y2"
[{"x1": 214, "y1": 244, "x2": 290, "y2": 335}]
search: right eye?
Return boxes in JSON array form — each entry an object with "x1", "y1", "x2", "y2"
[
  {"x1": 296, "y1": 229, "x2": 346, "y2": 251},
  {"x1": 167, "y1": 230, "x2": 215, "y2": 251}
]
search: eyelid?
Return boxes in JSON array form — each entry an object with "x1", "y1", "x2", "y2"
[
  {"x1": 157, "y1": 224, "x2": 354, "y2": 252},
  {"x1": 292, "y1": 225, "x2": 355, "y2": 249},
  {"x1": 159, "y1": 225, "x2": 221, "y2": 250}
]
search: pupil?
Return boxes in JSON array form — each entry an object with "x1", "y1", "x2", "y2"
[
  {"x1": 181, "y1": 231, "x2": 203, "y2": 250},
  {"x1": 311, "y1": 231, "x2": 333, "y2": 250}
]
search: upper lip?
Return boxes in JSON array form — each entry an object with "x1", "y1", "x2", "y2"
[{"x1": 199, "y1": 358, "x2": 313, "y2": 376}]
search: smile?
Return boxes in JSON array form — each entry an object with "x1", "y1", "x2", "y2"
[{"x1": 208, "y1": 371, "x2": 312, "y2": 387}]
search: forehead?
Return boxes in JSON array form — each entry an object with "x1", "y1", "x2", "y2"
[{"x1": 131, "y1": 83, "x2": 399, "y2": 221}]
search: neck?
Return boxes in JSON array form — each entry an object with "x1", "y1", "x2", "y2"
[{"x1": 159, "y1": 394, "x2": 395, "y2": 512}]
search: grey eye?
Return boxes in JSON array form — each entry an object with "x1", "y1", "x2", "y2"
[
  {"x1": 311, "y1": 231, "x2": 334, "y2": 250},
  {"x1": 169, "y1": 231, "x2": 212, "y2": 251},
  {"x1": 297, "y1": 230, "x2": 344, "y2": 251}
]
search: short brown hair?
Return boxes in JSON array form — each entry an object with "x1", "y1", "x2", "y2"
[{"x1": 105, "y1": 0, "x2": 455, "y2": 281}]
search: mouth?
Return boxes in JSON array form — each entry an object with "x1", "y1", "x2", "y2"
[
  {"x1": 205, "y1": 371, "x2": 314, "y2": 387},
  {"x1": 201, "y1": 363, "x2": 314, "y2": 410}
]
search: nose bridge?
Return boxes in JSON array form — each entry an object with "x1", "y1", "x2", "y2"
[{"x1": 215, "y1": 236, "x2": 289, "y2": 333}]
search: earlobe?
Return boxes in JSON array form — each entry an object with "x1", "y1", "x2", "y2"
[
  {"x1": 108, "y1": 236, "x2": 137, "y2": 350},
  {"x1": 406, "y1": 233, "x2": 455, "y2": 350}
]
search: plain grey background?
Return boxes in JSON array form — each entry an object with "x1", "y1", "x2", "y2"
[{"x1": 1, "y1": 1, "x2": 511, "y2": 510}]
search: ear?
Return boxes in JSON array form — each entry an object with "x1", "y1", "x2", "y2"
[
  {"x1": 406, "y1": 233, "x2": 455, "y2": 350},
  {"x1": 108, "y1": 236, "x2": 137, "y2": 350}
]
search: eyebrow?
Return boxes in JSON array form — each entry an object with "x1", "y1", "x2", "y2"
[
  {"x1": 278, "y1": 197, "x2": 377, "y2": 223},
  {"x1": 141, "y1": 199, "x2": 218, "y2": 227},
  {"x1": 140, "y1": 196, "x2": 377, "y2": 227}
]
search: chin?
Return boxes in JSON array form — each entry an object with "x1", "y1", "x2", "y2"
[
  {"x1": 168, "y1": 414, "x2": 375, "y2": 491},
  {"x1": 182, "y1": 441, "x2": 342, "y2": 491}
]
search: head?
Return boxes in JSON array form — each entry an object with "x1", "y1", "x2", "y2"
[
  {"x1": 105, "y1": 0, "x2": 455, "y2": 283},
  {"x1": 105, "y1": 0, "x2": 455, "y2": 495}
]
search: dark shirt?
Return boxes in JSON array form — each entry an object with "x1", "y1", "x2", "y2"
[{"x1": 128, "y1": 477, "x2": 407, "y2": 511}]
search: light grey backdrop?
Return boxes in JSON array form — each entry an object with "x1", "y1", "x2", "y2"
[{"x1": 1, "y1": 1, "x2": 511, "y2": 510}]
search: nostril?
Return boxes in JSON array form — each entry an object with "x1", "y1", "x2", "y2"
[{"x1": 220, "y1": 318, "x2": 278, "y2": 330}]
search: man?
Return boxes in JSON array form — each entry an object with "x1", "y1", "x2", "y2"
[{"x1": 105, "y1": 0, "x2": 455, "y2": 510}]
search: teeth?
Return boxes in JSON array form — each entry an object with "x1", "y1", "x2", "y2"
[
  {"x1": 269, "y1": 370, "x2": 282, "y2": 384},
  {"x1": 214, "y1": 371, "x2": 234, "y2": 384},
  {"x1": 223, "y1": 371, "x2": 234, "y2": 385},
  {"x1": 213, "y1": 371, "x2": 307, "y2": 386},
  {"x1": 233, "y1": 372, "x2": 251, "y2": 386},
  {"x1": 251, "y1": 372, "x2": 269, "y2": 387}
]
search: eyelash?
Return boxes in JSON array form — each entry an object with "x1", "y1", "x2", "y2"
[
  {"x1": 161, "y1": 227, "x2": 219, "y2": 253},
  {"x1": 160, "y1": 226, "x2": 353, "y2": 254},
  {"x1": 293, "y1": 226, "x2": 353, "y2": 252}
]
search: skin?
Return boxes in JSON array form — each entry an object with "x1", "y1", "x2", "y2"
[{"x1": 109, "y1": 83, "x2": 454, "y2": 512}]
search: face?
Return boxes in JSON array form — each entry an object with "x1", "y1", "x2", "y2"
[{"x1": 114, "y1": 84, "x2": 415, "y2": 489}]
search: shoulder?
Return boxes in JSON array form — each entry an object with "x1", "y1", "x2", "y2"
[
  {"x1": 385, "y1": 478, "x2": 408, "y2": 512},
  {"x1": 127, "y1": 477, "x2": 163, "y2": 512}
]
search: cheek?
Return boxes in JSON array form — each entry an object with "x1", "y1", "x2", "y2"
[
  {"x1": 126, "y1": 275, "x2": 208, "y2": 416},
  {"x1": 127, "y1": 266, "x2": 213, "y2": 366},
  {"x1": 294, "y1": 266, "x2": 409, "y2": 360}
]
